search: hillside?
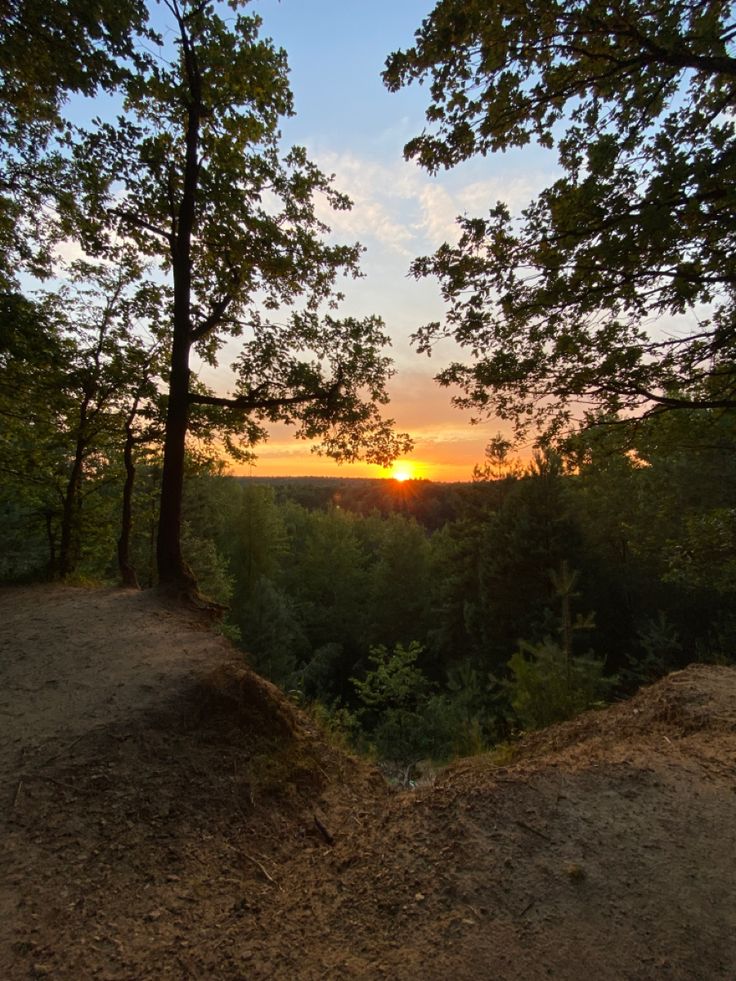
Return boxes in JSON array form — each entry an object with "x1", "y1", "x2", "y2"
[{"x1": 2, "y1": 585, "x2": 735, "y2": 980}]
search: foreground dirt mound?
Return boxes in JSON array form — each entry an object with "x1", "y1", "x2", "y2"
[{"x1": 2, "y1": 586, "x2": 736, "y2": 980}]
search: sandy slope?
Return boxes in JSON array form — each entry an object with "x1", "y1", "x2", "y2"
[{"x1": 1, "y1": 584, "x2": 736, "y2": 980}]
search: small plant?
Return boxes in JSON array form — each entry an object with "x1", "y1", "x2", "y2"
[
  {"x1": 487, "y1": 741, "x2": 519, "y2": 767},
  {"x1": 623, "y1": 611, "x2": 682, "y2": 686},
  {"x1": 507, "y1": 639, "x2": 612, "y2": 730},
  {"x1": 351, "y1": 642, "x2": 461, "y2": 781},
  {"x1": 352, "y1": 641, "x2": 431, "y2": 712},
  {"x1": 308, "y1": 700, "x2": 361, "y2": 751}
]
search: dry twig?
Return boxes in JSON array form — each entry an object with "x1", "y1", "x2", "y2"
[
  {"x1": 243, "y1": 852, "x2": 278, "y2": 886},
  {"x1": 515, "y1": 819, "x2": 552, "y2": 842},
  {"x1": 10, "y1": 778, "x2": 23, "y2": 811}
]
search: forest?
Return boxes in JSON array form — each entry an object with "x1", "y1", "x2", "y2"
[{"x1": 2, "y1": 0, "x2": 736, "y2": 777}]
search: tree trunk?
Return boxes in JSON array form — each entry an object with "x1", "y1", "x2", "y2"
[
  {"x1": 117, "y1": 411, "x2": 140, "y2": 589},
  {"x1": 45, "y1": 509, "x2": 57, "y2": 579},
  {"x1": 148, "y1": 469, "x2": 159, "y2": 589},
  {"x1": 155, "y1": 327, "x2": 194, "y2": 587},
  {"x1": 155, "y1": 8, "x2": 204, "y2": 596},
  {"x1": 58, "y1": 439, "x2": 85, "y2": 578}
]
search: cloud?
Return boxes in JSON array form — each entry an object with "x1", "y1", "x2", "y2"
[
  {"x1": 457, "y1": 176, "x2": 536, "y2": 215},
  {"x1": 414, "y1": 183, "x2": 460, "y2": 245},
  {"x1": 311, "y1": 151, "x2": 418, "y2": 256},
  {"x1": 310, "y1": 147, "x2": 549, "y2": 260},
  {"x1": 52, "y1": 237, "x2": 88, "y2": 269}
]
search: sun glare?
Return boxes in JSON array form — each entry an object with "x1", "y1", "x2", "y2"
[{"x1": 391, "y1": 465, "x2": 413, "y2": 482}]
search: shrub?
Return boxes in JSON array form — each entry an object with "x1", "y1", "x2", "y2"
[{"x1": 507, "y1": 638, "x2": 615, "y2": 730}]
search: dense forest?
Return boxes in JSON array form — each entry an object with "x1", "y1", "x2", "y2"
[{"x1": 2, "y1": 0, "x2": 736, "y2": 777}]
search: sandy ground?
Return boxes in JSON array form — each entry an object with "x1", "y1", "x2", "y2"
[{"x1": 2, "y1": 584, "x2": 736, "y2": 980}]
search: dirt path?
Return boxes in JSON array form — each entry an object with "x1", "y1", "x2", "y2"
[
  {"x1": 0, "y1": 585, "x2": 239, "y2": 771},
  {"x1": 2, "y1": 585, "x2": 736, "y2": 979}
]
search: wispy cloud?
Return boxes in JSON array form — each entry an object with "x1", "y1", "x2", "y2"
[
  {"x1": 311, "y1": 151, "x2": 418, "y2": 256},
  {"x1": 310, "y1": 148, "x2": 547, "y2": 258}
]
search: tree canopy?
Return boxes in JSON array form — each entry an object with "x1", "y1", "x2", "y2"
[
  {"x1": 384, "y1": 0, "x2": 736, "y2": 441},
  {"x1": 0, "y1": 0, "x2": 151, "y2": 284}
]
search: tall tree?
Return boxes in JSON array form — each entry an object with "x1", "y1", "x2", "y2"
[
  {"x1": 76, "y1": 0, "x2": 410, "y2": 591},
  {"x1": 384, "y1": 0, "x2": 736, "y2": 442},
  {"x1": 54, "y1": 260, "x2": 169, "y2": 578},
  {"x1": 366, "y1": 513, "x2": 432, "y2": 650},
  {"x1": 471, "y1": 451, "x2": 586, "y2": 669}
]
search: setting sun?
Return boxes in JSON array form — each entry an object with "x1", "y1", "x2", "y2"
[{"x1": 391, "y1": 464, "x2": 414, "y2": 482}]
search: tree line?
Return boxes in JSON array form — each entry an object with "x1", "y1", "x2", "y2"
[{"x1": 220, "y1": 418, "x2": 734, "y2": 770}]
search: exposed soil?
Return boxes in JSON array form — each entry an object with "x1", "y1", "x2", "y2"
[{"x1": 2, "y1": 584, "x2": 735, "y2": 980}]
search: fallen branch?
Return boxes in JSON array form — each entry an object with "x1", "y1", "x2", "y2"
[
  {"x1": 34, "y1": 774, "x2": 78, "y2": 793},
  {"x1": 38, "y1": 733, "x2": 87, "y2": 768},
  {"x1": 10, "y1": 779, "x2": 23, "y2": 811}
]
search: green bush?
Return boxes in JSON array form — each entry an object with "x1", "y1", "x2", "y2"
[{"x1": 507, "y1": 638, "x2": 615, "y2": 730}]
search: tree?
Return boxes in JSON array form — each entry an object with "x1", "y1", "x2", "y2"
[
  {"x1": 0, "y1": 292, "x2": 72, "y2": 576},
  {"x1": 1, "y1": 1, "x2": 148, "y2": 121},
  {"x1": 224, "y1": 483, "x2": 288, "y2": 608},
  {"x1": 471, "y1": 450, "x2": 586, "y2": 668},
  {"x1": 74, "y1": 0, "x2": 410, "y2": 591},
  {"x1": 472, "y1": 434, "x2": 524, "y2": 483},
  {"x1": 507, "y1": 638, "x2": 612, "y2": 730},
  {"x1": 0, "y1": 1, "x2": 151, "y2": 286},
  {"x1": 280, "y1": 505, "x2": 369, "y2": 660},
  {"x1": 384, "y1": 1, "x2": 736, "y2": 442},
  {"x1": 53, "y1": 260, "x2": 169, "y2": 579},
  {"x1": 506, "y1": 562, "x2": 612, "y2": 730},
  {"x1": 366, "y1": 513, "x2": 432, "y2": 649},
  {"x1": 0, "y1": 256, "x2": 169, "y2": 579},
  {"x1": 238, "y1": 575, "x2": 305, "y2": 686}
]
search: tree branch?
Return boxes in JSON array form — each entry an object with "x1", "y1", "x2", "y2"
[
  {"x1": 110, "y1": 207, "x2": 170, "y2": 243},
  {"x1": 190, "y1": 293, "x2": 235, "y2": 342}
]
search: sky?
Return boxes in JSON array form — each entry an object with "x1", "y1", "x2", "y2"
[{"x1": 126, "y1": 1, "x2": 557, "y2": 481}]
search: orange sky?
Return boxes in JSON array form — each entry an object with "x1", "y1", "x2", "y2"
[{"x1": 228, "y1": 367, "x2": 497, "y2": 483}]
